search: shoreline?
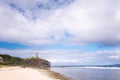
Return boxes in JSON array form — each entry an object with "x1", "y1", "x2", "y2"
[
  {"x1": 53, "y1": 66, "x2": 120, "y2": 70},
  {"x1": 0, "y1": 66, "x2": 70, "y2": 80}
]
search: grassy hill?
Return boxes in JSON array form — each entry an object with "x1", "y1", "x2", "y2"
[{"x1": 0, "y1": 54, "x2": 50, "y2": 69}]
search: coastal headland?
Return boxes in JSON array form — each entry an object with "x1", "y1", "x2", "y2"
[{"x1": 0, "y1": 54, "x2": 69, "y2": 80}]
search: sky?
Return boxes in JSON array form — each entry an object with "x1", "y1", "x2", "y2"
[{"x1": 0, "y1": 0, "x2": 120, "y2": 65}]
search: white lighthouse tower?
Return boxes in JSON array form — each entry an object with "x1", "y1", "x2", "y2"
[{"x1": 35, "y1": 50, "x2": 39, "y2": 59}]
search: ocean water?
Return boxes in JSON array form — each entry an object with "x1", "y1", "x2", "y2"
[{"x1": 51, "y1": 67, "x2": 120, "y2": 80}]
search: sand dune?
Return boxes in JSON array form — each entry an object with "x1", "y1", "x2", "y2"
[{"x1": 0, "y1": 67, "x2": 57, "y2": 80}]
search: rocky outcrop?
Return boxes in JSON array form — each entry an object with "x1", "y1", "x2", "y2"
[{"x1": 24, "y1": 58, "x2": 50, "y2": 69}]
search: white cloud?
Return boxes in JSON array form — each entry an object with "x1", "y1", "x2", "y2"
[
  {"x1": 0, "y1": 48, "x2": 35, "y2": 58},
  {"x1": 108, "y1": 56, "x2": 120, "y2": 59},
  {"x1": 48, "y1": 59, "x2": 79, "y2": 63},
  {"x1": 0, "y1": 0, "x2": 120, "y2": 46},
  {"x1": 58, "y1": 0, "x2": 120, "y2": 46},
  {"x1": 0, "y1": 2, "x2": 60, "y2": 45}
]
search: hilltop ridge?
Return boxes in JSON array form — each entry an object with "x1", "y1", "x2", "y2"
[{"x1": 0, "y1": 54, "x2": 50, "y2": 69}]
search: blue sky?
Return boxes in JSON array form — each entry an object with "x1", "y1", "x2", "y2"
[{"x1": 0, "y1": 0, "x2": 120, "y2": 65}]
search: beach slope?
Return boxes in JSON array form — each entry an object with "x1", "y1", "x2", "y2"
[{"x1": 0, "y1": 67, "x2": 57, "y2": 80}]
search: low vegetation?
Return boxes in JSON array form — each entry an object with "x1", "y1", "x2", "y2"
[
  {"x1": 24, "y1": 57, "x2": 50, "y2": 69},
  {"x1": 0, "y1": 54, "x2": 50, "y2": 69},
  {"x1": 0, "y1": 65, "x2": 3, "y2": 68},
  {"x1": 41, "y1": 69, "x2": 70, "y2": 80}
]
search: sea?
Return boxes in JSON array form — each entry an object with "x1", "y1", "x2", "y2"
[{"x1": 51, "y1": 67, "x2": 120, "y2": 80}]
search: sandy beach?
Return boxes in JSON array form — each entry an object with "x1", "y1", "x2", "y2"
[{"x1": 0, "y1": 67, "x2": 57, "y2": 80}]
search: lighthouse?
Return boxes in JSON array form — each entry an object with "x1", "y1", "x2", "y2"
[{"x1": 35, "y1": 50, "x2": 39, "y2": 59}]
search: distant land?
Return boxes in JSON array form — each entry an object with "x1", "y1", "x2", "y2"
[{"x1": 53, "y1": 64, "x2": 120, "y2": 67}]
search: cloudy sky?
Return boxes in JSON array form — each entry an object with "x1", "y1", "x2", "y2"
[{"x1": 0, "y1": 0, "x2": 120, "y2": 65}]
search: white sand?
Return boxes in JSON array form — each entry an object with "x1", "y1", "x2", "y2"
[{"x1": 0, "y1": 67, "x2": 57, "y2": 80}]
